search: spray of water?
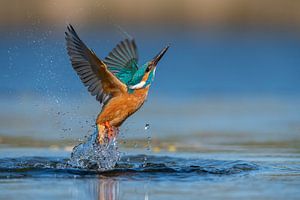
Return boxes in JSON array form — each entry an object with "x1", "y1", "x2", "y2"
[{"x1": 68, "y1": 129, "x2": 120, "y2": 171}]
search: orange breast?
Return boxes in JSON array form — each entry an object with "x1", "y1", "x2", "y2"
[{"x1": 96, "y1": 87, "x2": 149, "y2": 127}]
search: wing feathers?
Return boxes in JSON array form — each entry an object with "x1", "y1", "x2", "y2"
[
  {"x1": 103, "y1": 38, "x2": 139, "y2": 84},
  {"x1": 65, "y1": 24, "x2": 127, "y2": 104}
]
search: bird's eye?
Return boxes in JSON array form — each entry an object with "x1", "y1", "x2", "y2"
[{"x1": 145, "y1": 66, "x2": 150, "y2": 72}]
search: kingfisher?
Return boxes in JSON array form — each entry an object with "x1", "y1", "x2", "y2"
[{"x1": 65, "y1": 25, "x2": 169, "y2": 144}]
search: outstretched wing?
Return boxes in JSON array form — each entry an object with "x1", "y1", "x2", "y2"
[
  {"x1": 104, "y1": 39, "x2": 139, "y2": 85},
  {"x1": 65, "y1": 24, "x2": 127, "y2": 104}
]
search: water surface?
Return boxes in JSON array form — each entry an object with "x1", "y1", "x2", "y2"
[{"x1": 1, "y1": 30, "x2": 300, "y2": 199}]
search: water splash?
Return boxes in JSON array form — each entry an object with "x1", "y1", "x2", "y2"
[{"x1": 68, "y1": 129, "x2": 120, "y2": 171}]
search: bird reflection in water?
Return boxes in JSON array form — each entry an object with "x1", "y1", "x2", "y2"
[
  {"x1": 88, "y1": 178, "x2": 119, "y2": 200},
  {"x1": 78, "y1": 178, "x2": 149, "y2": 200}
]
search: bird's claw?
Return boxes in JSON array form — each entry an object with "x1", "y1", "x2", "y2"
[{"x1": 97, "y1": 122, "x2": 117, "y2": 144}]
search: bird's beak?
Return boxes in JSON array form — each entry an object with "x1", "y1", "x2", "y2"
[{"x1": 151, "y1": 45, "x2": 170, "y2": 67}]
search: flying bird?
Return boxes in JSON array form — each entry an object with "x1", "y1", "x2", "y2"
[{"x1": 65, "y1": 25, "x2": 169, "y2": 144}]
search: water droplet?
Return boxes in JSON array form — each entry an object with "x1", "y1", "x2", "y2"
[
  {"x1": 142, "y1": 156, "x2": 148, "y2": 167},
  {"x1": 146, "y1": 136, "x2": 152, "y2": 152},
  {"x1": 144, "y1": 123, "x2": 150, "y2": 130}
]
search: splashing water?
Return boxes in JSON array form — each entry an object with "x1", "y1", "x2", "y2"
[{"x1": 68, "y1": 129, "x2": 120, "y2": 171}]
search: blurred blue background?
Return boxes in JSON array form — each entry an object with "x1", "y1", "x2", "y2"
[
  {"x1": 0, "y1": 0, "x2": 300, "y2": 149},
  {"x1": 1, "y1": 1, "x2": 300, "y2": 200}
]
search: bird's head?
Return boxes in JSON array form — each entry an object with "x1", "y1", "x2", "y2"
[{"x1": 129, "y1": 45, "x2": 169, "y2": 90}]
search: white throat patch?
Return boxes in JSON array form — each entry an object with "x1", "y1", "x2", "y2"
[{"x1": 129, "y1": 81, "x2": 146, "y2": 89}]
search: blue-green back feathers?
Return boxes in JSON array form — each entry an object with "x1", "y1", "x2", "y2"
[
  {"x1": 104, "y1": 39, "x2": 139, "y2": 85},
  {"x1": 104, "y1": 39, "x2": 155, "y2": 93},
  {"x1": 129, "y1": 64, "x2": 146, "y2": 85}
]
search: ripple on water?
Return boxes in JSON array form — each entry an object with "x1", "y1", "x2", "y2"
[{"x1": 0, "y1": 154, "x2": 259, "y2": 180}]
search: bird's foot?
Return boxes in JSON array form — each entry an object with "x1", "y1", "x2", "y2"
[
  {"x1": 97, "y1": 122, "x2": 117, "y2": 144},
  {"x1": 97, "y1": 124, "x2": 106, "y2": 144},
  {"x1": 104, "y1": 121, "x2": 115, "y2": 141}
]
